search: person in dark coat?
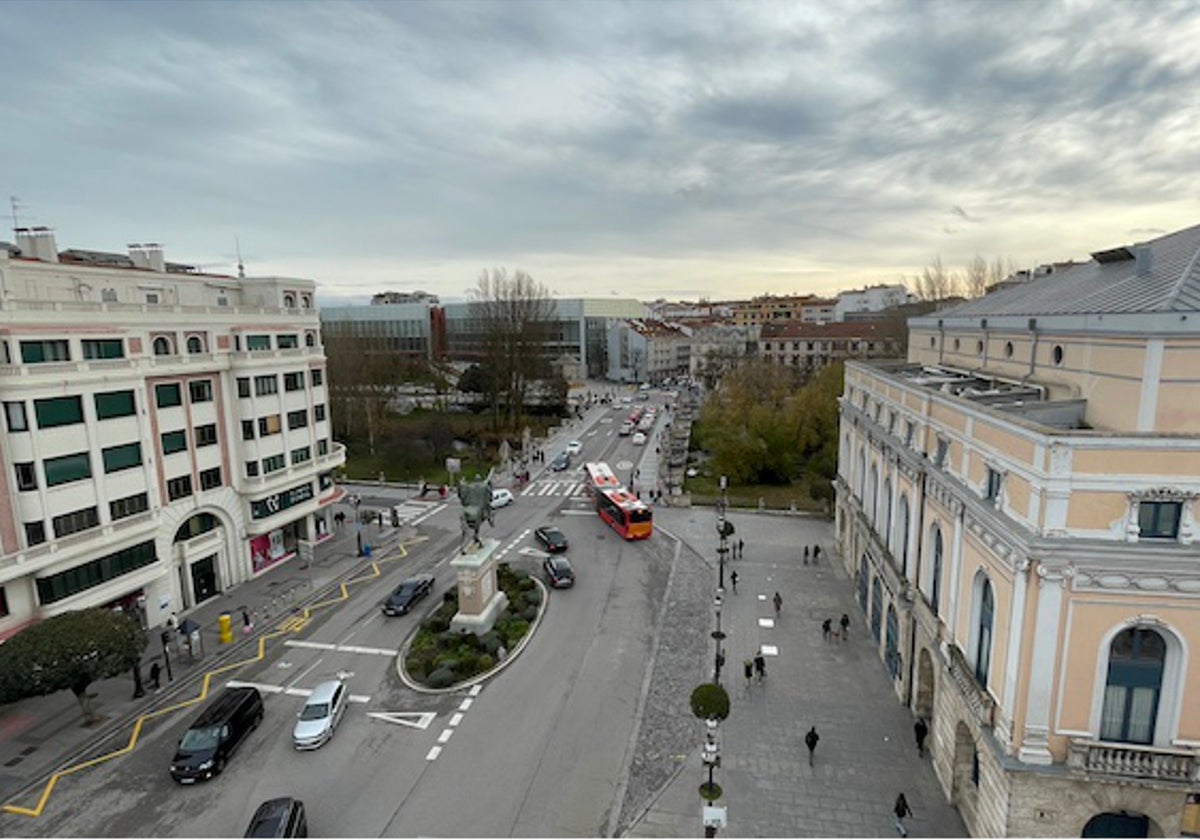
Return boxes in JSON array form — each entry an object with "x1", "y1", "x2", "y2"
[
  {"x1": 730, "y1": 570, "x2": 739, "y2": 593},
  {"x1": 822, "y1": 618, "x2": 833, "y2": 642},
  {"x1": 149, "y1": 662, "x2": 162, "y2": 690},
  {"x1": 914, "y1": 718, "x2": 929, "y2": 757},
  {"x1": 737, "y1": 538, "x2": 744, "y2": 559},
  {"x1": 753, "y1": 650, "x2": 766, "y2": 682},
  {"x1": 893, "y1": 793, "x2": 913, "y2": 836},
  {"x1": 743, "y1": 658, "x2": 754, "y2": 688},
  {"x1": 812, "y1": 544, "x2": 821, "y2": 563},
  {"x1": 803, "y1": 546, "x2": 809, "y2": 565},
  {"x1": 773, "y1": 591, "x2": 783, "y2": 617},
  {"x1": 804, "y1": 726, "x2": 820, "y2": 766},
  {"x1": 840, "y1": 612, "x2": 850, "y2": 640},
  {"x1": 242, "y1": 608, "x2": 253, "y2": 635}
]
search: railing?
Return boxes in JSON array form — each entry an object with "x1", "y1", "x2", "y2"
[
  {"x1": 0, "y1": 510, "x2": 156, "y2": 571},
  {"x1": 0, "y1": 299, "x2": 312, "y2": 318},
  {"x1": 1066, "y1": 738, "x2": 1200, "y2": 783},
  {"x1": 945, "y1": 642, "x2": 995, "y2": 726}
]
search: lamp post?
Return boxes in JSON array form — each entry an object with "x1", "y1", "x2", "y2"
[
  {"x1": 712, "y1": 592, "x2": 726, "y2": 685},
  {"x1": 716, "y1": 476, "x2": 730, "y2": 590},
  {"x1": 351, "y1": 494, "x2": 363, "y2": 556}
]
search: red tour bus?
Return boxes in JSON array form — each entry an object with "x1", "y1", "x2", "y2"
[{"x1": 585, "y1": 462, "x2": 652, "y2": 539}]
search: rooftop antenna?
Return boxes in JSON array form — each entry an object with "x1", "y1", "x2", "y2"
[
  {"x1": 10, "y1": 196, "x2": 23, "y2": 233},
  {"x1": 235, "y1": 236, "x2": 245, "y2": 278}
]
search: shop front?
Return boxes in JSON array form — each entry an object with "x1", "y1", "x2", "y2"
[{"x1": 249, "y1": 480, "x2": 316, "y2": 574}]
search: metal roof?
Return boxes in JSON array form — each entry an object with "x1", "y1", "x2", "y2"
[{"x1": 932, "y1": 223, "x2": 1200, "y2": 318}]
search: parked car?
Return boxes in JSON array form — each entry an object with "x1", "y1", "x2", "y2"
[
  {"x1": 491, "y1": 488, "x2": 514, "y2": 508},
  {"x1": 292, "y1": 680, "x2": 347, "y2": 750},
  {"x1": 550, "y1": 452, "x2": 570, "y2": 471},
  {"x1": 566, "y1": 440, "x2": 583, "y2": 455},
  {"x1": 382, "y1": 573, "x2": 435, "y2": 616},
  {"x1": 534, "y1": 525, "x2": 569, "y2": 553},
  {"x1": 245, "y1": 798, "x2": 308, "y2": 838},
  {"x1": 171, "y1": 686, "x2": 264, "y2": 783},
  {"x1": 618, "y1": 422, "x2": 634, "y2": 436},
  {"x1": 632, "y1": 432, "x2": 647, "y2": 446},
  {"x1": 543, "y1": 555, "x2": 575, "y2": 588}
]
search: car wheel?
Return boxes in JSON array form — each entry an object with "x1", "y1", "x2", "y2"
[
  {"x1": 215, "y1": 756, "x2": 226, "y2": 775},
  {"x1": 252, "y1": 711, "x2": 263, "y2": 729}
]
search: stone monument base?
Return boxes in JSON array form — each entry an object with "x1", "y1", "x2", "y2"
[{"x1": 449, "y1": 537, "x2": 508, "y2": 636}]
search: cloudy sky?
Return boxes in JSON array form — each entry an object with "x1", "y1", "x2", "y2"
[{"x1": 3, "y1": 0, "x2": 1199, "y2": 305}]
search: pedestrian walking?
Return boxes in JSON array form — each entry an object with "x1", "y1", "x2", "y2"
[
  {"x1": 753, "y1": 650, "x2": 766, "y2": 682},
  {"x1": 730, "y1": 570, "x2": 739, "y2": 593},
  {"x1": 737, "y1": 538, "x2": 744, "y2": 559},
  {"x1": 803, "y1": 546, "x2": 810, "y2": 565},
  {"x1": 773, "y1": 591, "x2": 783, "y2": 618},
  {"x1": 893, "y1": 793, "x2": 913, "y2": 836},
  {"x1": 743, "y1": 658, "x2": 754, "y2": 688},
  {"x1": 804, "y1": 726, "x2": 820, "y2": 766},
  {"x1": 149, "y1": 661, "x2": 162, "y2": 691},
  {"x1": 822, "y1": 618, "x2": 832, "y2": 642},
  {"x1": 914, "y1": 717, "x2": 929, "y2": 757},
  {"x1": 840, "y1": 612, "x2": 850, "y2": 640},
  {"x1": 813, "y1": 544, "x2": 821, "y2": 564},
  {"x1": 242, "y1": 608, "x2": 253, "y2": 635}
]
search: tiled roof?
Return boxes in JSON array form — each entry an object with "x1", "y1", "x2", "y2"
[{"x1": 933, "y1": 223, "x2": 1200, "y2": 317}]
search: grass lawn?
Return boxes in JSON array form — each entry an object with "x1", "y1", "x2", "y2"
[{"x1": 684, "y1": 472, "x2": 829, "y2": 515}]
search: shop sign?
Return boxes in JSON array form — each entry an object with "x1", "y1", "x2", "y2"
[{"x1": 251, "y1": 481, "x2": 314, "y2": 520}]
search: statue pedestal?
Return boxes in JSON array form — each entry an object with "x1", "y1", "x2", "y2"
[{"x1": 450, "y1": 538, "x2": 508, "y2": 635}]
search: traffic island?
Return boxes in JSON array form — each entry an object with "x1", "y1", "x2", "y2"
[{"x1": 398, "y1": 563, "x2": 546, "y2": 692}]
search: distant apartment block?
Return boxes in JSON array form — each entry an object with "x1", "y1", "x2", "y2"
[
  {"x1": 0, "y1": 228, "x2": 344, "y2": 641},
  {"x1": 835, "y1": 283, "x2": 916, "y2": 321},
  {"x1": 758, "y1": 321, "x2": 900, "y2": 371},
  {"x1": 606, "y1": 318, "x2": 690, "y2": 384},
  {"x1": 835, "y1": 223, "x2": 1200, "y2": 837}
]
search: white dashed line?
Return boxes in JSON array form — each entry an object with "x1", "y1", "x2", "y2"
[
  {"x1": 437, "y1": 728, "x2": 454, "y2": 743},
  {"x1": 469, "y1": 684, "x2": 483, "y2": 697},
  {"x1": 450, "y1": 713, "x2": 464, "y2": 726},
  {"x1": 426, "y1": 746, "x2": 442, "y2": 761},
  {"x1": 759, "y1": 618, "x2": 775, "y2": 628},
  {"x1": 459, "y1": 698, "x2": 473, "y2": 711},
  {"x1": 761, "y1": 644, "x2": 780, "y2": 656}
]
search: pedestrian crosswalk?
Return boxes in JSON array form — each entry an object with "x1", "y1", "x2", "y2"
[
  {"x1": 519, "y1": 480, "x2": 588, "y2": 498},
  {"x1": 390, "y1": 500, "x2": 448, "y2": 525}
]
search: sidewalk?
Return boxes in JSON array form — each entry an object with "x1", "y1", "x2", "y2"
[
  {"x1": 0, "y1": 505, "x2": 407, "y2": 808},
  {"x1": 625, "y1": 507, "x2": 967, "y2": 838}
]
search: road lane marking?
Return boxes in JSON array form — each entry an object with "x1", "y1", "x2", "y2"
[
  {"x1": 288, "y1": 658, "x2": 323, "y2": 689},
  {"x1": 285, "y1": 640, "x2": 398, "y2": 656},
  {"x1": 449, "y1": 713, "x2": 463, "y2": 727},
  {"x1": 367, "y1": 712, "x2": 436, "y2": 729},
  {"x1": 470, "y1": 684, "x2": 482, "y2": 697},
  {"x1": 437, "y1": 729, "x2": 453, "y2": 744},
  {"x1": 286, "y1": 640, "x2": 336, "y2": 650},
  {"x1": 759, "y1": 618, "x2": 775, "y2": 628},
  {"x1": 426, "y1": 746, "x2": 442, "y2": 761},
  {"x1": 761, "y1": 644, "x2": 779, "y2": 656},
  {"x1": 226, "y1": 680, "x2": 371, "y2": 703},
  {"x1": 459, "y1": 698, "x2": 473, "y2": 711}
]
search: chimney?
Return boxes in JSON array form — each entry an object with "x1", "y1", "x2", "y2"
[
  {"x1": 128, "y1": 242, "x2": 166, "y2": 272},
  {"x1": 1135, "y1": 244, "x2": 1153, "y2": 277},
  {"x1": 15, "y1": 227, "x2": 59, "y2": 263}
]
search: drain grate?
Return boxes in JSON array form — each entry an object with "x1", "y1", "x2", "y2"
[
  {"x1": 4, "y1": 757, "x2": 23, "y2": 767},
  {"x1": 21, "y1": 746, "x2": 38, "y2": 756}
]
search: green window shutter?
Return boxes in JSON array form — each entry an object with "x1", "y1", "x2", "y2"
[
  {"x1": 102, "y1": 442, "x2": 143, "y2": 473},
  {"x1": 161, "y1": 430, "x2": 187, "y2": 454},
  {"x1": 44, "y1": 452, "x2": 92, "y2": 487},
  {"x1": 95, "y1": 390, "x2": 136, "y2": 419},
  {"x1": 155, "y1": 384, "x2": 182, "y2": 407},
  {"x1": 34, "y1": 396, "x2": 84, "y2": 428}
]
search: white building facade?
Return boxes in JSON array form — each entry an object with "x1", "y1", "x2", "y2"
[
  {"x1": 835, "y1": 284, "x2": 915, "y2": 321},
  {"x1": 0, "y1": 229, "x2": 345, "y2": 640}
]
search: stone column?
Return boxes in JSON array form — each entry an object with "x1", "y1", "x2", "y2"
[{"x1": 1019, "y1": 563, "x2": 1070, "y2": 765}]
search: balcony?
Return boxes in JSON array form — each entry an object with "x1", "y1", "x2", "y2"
[
  {"x1": 1067, "y1": 738, "x2": 1200, "y2": 784},
  {"x1": 945, "y1": 642, "x2": 995, "y2": 726}
]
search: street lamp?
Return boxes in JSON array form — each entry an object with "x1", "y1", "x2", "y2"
[
  {"x1": 712, "y1": 592, "x2": 726, "y2": 685},
  {"x1": 351, "y1": 494, "x2": 363, "y2": 556}
]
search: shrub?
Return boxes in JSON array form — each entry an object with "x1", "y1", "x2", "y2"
[
  {"x1": 505, "y1": 619, "x2": 529, "y2": 645},
  {"x1": 476, "y1": 653, "x2": 494, "y2": 671},
  {"x1": 442, "y1": 590, "x2": 458, "y2": 604},
  {"x1": 437, "y1": 630, "x2": 463, "y2": 649},
  {"x1": 523, "y1": 588, "x2": 542, "y2": 606},
  {"x1": 427, "y1": 668, "x2": 457, "y2": 689},
  {"x1": 422, "y1": 615, "x2": 450, "y2": 634},
  {"x1": 521, "y1": 605, "x2": 538, "y2": 622},
  {"x1": 453, "y1": 651, "x2": 478, "y2": 675},
  {"x1": 690, "y1": 683, "x2": 731, "y2": 721},
  {"x1": 518, "y1": 577, "x2": 536, "y2": 591}
]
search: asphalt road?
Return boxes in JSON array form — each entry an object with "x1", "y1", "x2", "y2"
[{"x1": 9, "y1": 409, "x2": 673, "y2": 838}]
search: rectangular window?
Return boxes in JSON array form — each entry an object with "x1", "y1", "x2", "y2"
[
  {"x1": 167, "y1": 475, "x2": 193, "y2": 501},
  {"x1": 110, "y1": 492, "x2": 150, "y2": 521},
  {"x1": 263, "y1": 454, "x2": 286, "y2": 474},
  {"x1": 247, "y1": 335, "x2": 272, "y2": 351},
  {"x1": 44, "y1": 452, "x2": 92, "y2": 487},
  {"x1": 985, "y1": 468, "x2": 1003, "y2": 501},
  {"x1": 20, "y1": 339, "x2": 70, "y2": 364},
  {"x1": 102, "y1": 442, "x2": 143, "y2": 473},
  {"x1": 82, "y1": 339, "x2": 124, "y2": 360},
  {"x1": 318, "y1": 439, "x2": 329, "y2": 456},
  {"x1": 52, "y1": 506, "x2": 100, "y2": 539},
  {"x1": 95, "y1": 390, "x2": 136, "y2": 419},
  {"x1": 291, "y1": 446, "x2": 311, "y2": 465},
  {"x1": 934, "y1": 437, "x2": 949, "y2": 468},
  {"x1": 5, "y1": 401, "x2": 27, "y2": 432},
  {"x1": 314, "y1": 404, "x2": 326, "y2": 422},
  {"x1": 199, "y1": 466, "x2": 223, "y2": 491},
  {"x1": 15, "y1": 462, "x2": 37, "y2": 491},
  {"x1": 246, "y1": 460, "x2": 260, "y2": 478},
  {"x1": 1139, "y1": 501, "x2": 1182, "y2": 540},
  {"x1": 155, "y1": 383, "x2": 182, "y2": 408},
  {"x1": 189, "y1": 379, "x2": 213, "y2": 403},
  {"x1": 277, "y1": 334, "x2": 299, "y2": 349},
  {"x1": 0, "y1": 586, "x2": 8, "y2": 618},
  {"x1": 161, "y1": 430, "x2": 188, "y2": 454},
  {"x1": 241, "y1": 420, "x2": 255, "y2": 441},
  {"x1": 287, "y1": 409, "x2": 308, "y2": 430},
  {"x1": 34, "y1": 396, "x2": 84, "y2": 428},
  {"x1": 237, "y1": 377, "x2": 251, "y2": 398},
  {"x1": 35, "y1": 540, "x2": 156, "y2": 604},
  {"x1": 311, "y1": 369, "x2": 324, "y2": 387},
  {"x1": 258, "y1": 415, "x2": 281, "y2": 436},
  {"x1": 25, "y1": 521, "x2": 46, "y2": 546},
  {"x1": 284, "y1": 371, "x2": 305, "y2": 392},
  {"x1": 254, "y1": 375, "x2": 278, "y2": 396},
  {"x1": 195, "y1": 423, "x2": 218, "y2": 447}
]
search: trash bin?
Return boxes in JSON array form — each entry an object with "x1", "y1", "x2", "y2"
[
  {"x1": 363, "y1": 544, "x2": 372, "y2": 558},
  {"x1": 218, "y1": 613, "x2": 233, "y2": 645}
]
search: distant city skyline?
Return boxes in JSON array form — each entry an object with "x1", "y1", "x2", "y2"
[{"x1": 3, "y1": 0, "x2": 1198, "y2": 306}]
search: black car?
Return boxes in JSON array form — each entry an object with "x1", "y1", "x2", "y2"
[
  {"x1": 543, "y1": 555, "x2": 575, "y2": 588},
  {"x1": 550, "y1": 452, "x2": 570, "y2": 471},
  {"x1": 171, "y1": 687, "x2": 263, "y2": 783},
  {"x1": 534, "y1": 525, "x2": 569, "y2": 553},
  {"x1": 245, "y1": 798, "x2": 308, "y2": 838},
  {"x1": 382, "y1": 574, "x2": 435, "y2": 616}
]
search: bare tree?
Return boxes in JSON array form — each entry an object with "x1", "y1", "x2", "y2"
[
  {"x1": 912, "y1": 255, "x2": 965, "y2": 301},
  {"x1": 323, "y1": 334, "x2": 399, "y2": 456},
  {"x1": 964, "y1": 255, "x2": 989, "y2": 298},
  {"x1": 470, "y1": 268, "x2": 556, "y2": 429}
]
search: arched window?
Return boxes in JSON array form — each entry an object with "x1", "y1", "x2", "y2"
[
  {"x1": 897, "y1": 496, "x2": 911, "y2": 576},
  {"x1": 929, "y1": 525, "x2": 943, "y2": 615},
  {"x1": 301, "y1": 294, "x2": 312, "y2": 309},
  {"x1": 283, "y1": 293, "x2": 296, "y2": 308},
  {"x1": 868, "y1": 464, "x2": 879, "y2": 523},
  {"x1": 974, "y1": 576, "x2": 994, "y2": 686},
  {"x1": 1101, "y1": 628, "x2": 1165, "y2": 744},
  {"x1": 870, "y1": 576, "x2": 882, "y2": 642},
  {"x1": 856, "y1": 447, "x2": 866, "y2": 498},
  {"x1": 885, "y1": 605, "x2": 900, "y2": 677},
  {"x1": 882, "y1": 478, "x2": 893, "y2": 548},
  {"x1": 305, "y1": 332, "x2": 316, "y2": 348},
  {"x1": 186, "y1": 335, "x2": 204, "y2": 354},
  {"x1": 153, "y1": 336, "x2": 172, "y2": 356}
]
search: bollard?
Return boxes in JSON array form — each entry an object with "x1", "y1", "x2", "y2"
[{"x1": 218, "y1": 613, "x2": 233, "y2": 644}]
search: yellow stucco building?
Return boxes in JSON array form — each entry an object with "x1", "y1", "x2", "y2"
[{"x1": 836, "y1": 223, "x2": 1200, "y2": 837}]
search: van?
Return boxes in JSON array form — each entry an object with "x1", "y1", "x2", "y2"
[
  {"x1": 244, "y1": 798, "x2": 308, "y2": 838},
  {"x1": 171, "y1": 686, "x2": 263, "y2": 783}
]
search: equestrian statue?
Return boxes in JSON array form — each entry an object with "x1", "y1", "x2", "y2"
[{"x1": 457, "y1": 474, "x2": 495, "y2": 553}]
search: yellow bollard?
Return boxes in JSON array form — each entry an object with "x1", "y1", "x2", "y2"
[{"x1": 218, "y1": 613, "x2": 233, "y2": 644}]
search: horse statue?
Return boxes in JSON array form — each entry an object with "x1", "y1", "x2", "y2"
[{"x1": 457, "y1": 475, "x2": 495, "y2": 553}]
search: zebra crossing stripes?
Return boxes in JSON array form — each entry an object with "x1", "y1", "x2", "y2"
[
  {"x1": 390, "y1": 500, "x2": 447, "y2": 526},
  {"x1": 519, "y1": 481, "x2": 586, "y2": 498}
]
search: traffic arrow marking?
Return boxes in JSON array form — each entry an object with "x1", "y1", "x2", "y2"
[{"x1": 367, "y1": 711, "x2": 437, "y2": 730}]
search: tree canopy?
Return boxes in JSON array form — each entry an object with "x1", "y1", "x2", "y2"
[{"x1": 0, "y1": 608, "x2": 147, "y2": 724}]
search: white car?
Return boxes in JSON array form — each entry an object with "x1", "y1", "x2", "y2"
[
  {"x1": 632, "y1": 432, "x2": 647, "y2": 446},
  {"x1": 566, "y1": 440, "x2": 584, "y2": 455},
  {"x1": 491, "y1": 488, "x2": 514, "y2": 508},
  {"x1": 292, "y1": 680, "x2": 347, "y2": 750}
]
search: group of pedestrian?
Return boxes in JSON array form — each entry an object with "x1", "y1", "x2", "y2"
[
  {"x1": 802, "y1": 544, "x2": 822, "y2": 564},
  {"x1": 821, "y1": 613, "x2": 852, "y2": 641},
  {"x1": 743, "y1": 649, "x2": 768, "y2": 686}
]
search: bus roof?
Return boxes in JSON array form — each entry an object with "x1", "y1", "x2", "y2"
[
  {"x1": 584, "y1": 462, "x2": 622, "y2": 489},
  {"x1": 599, "y1": 486, "x2": 649, "y2": 511}
]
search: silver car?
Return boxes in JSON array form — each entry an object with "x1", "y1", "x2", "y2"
[{"x1": 292, "y1": 680, "x2": 347, "y2": 750}]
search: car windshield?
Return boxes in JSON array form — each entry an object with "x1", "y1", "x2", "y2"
[
  {"x1": 544, "y1": 529, "x2": 564, "y2": 541},
  {"x1": 551, "y1": 558, "x2": 571, "y2": 572},
  {"x1": 299, "y1": 702, "x2": 329, "y2": 721},
  {"x1": 247, "y1": 814, "x2": 286, "y2": 838},
  {"x1": 179, "y1": 725, "x2": 221, "y2": 751}
]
